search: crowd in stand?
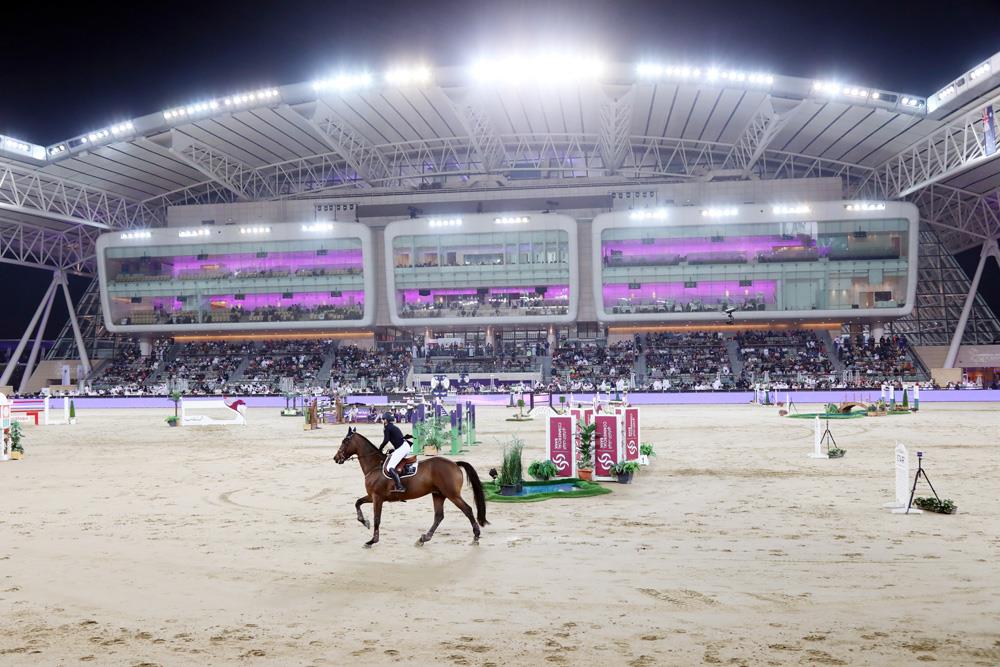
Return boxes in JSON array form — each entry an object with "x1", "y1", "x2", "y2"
[
  {"x1": 835, "y1": 334, "x2": 916, "y2": 380},
  {"x1": 736, "y1": 330, "x2": 834, "y2": 389},
  {"x1": 78, "y1": 326, "x2": 943, "y2": 398},
  {"x1": 642, "y1": 332, "x2": 732, "y2": 391}
]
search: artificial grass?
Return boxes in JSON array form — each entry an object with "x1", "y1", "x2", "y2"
[
  {"x1": 786, "y1": 412, "x2": 868, "y2": 419},
  {"x1": 484, "y1": 478, "x2": 612, "y2": 503}
]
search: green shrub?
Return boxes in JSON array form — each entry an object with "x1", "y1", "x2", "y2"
[
  {"x1": 496, "y1": 437, "x2": 524, "y2": 486},
  {"x1": 640, "y1": 443, "x2": 655, "y2": 457},
  {"x1": 577, "y1": 422, "x2": 596, "y2": 469},
  {"x1": 609, "y1": 460, "x2": 640, "y2": 475},
  {"x1": 914, "y1": 497, "x2": 956, "y2": 513},
  {"x1": 527, "y1": 459, "x2": 559, "y2": 481},
  {"x1": 9, "y1": 421, "x2": 24, "y2": 453}
]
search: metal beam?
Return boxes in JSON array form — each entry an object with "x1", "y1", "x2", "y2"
[
  {"x1": 300, "y1": 101, "x2": 393, "y2": 186},
  {"x1": 944, "y1": 238, "x2": 1000, "y2": 368},
  {"x1": 724, "y1": 98, "x2": 802, "y2": 178},
  {"x1": 868, "y1": 92, "x2": 1000, "y2": 198},
  {"x1": 598, "y1": 88, "x2": 635, "y2": 174},
  {"x1": 0, "y1": 274, "x2": 59, "y2": 386},
  {"x1": 0, "y1": 159, "x2": 160, "y2": 230},
  {"x1": 0, "y1": 217, "x2": 98, "y2": 274},
  {"x1": 165, "y1": 132, "x2": 252, "y2": 201},
  {"x1": 449, "y1": 97, "x2": 508, "y2": 175}
]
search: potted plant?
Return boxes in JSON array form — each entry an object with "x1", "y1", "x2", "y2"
[
  {"x1": 902, "y1": 388, "x2": 909, "y2": 410},
  {"x1": 168, "y1": 391, "x2": 182, "y2": 426},
  {"x1": 609, "y1": 460, "x2": 640, "y2": 484},
  {"x1": 496, "y1": 437, "x2": 524, "y2": 495},
  {"x1": 558, "y1": 395, "x2": 567, "y2": 414},
  {"x1": 528, "y1": 459, "x2": 559, "y2": 481},
  {"x1": 517, "y1": 398, "x2": 525, "y2": 418},
  {"x1": 914, "y1": 497, "x2": 957, "y2": 514},
  {"x1": 639, "y1": 442, "x2": 655, "y2": 465},
  {"x1": 576, "y1": 422, "x2": 596, "y2": 481},
  {"x1": 69, "y1": 400, "x2": 77, "y2": 425},
  {"x1": 827, "y1": 446, "x2": 846, "y2": 458},
  {"x1": 9, "y1": 421, "x2": 24, "y2": 460},
  {"x1": 423, "y1": 415, "x2": 445, "y2": 454},
  {"x1": 165, "y1": 415, "x2": 179, "y2": 428}
]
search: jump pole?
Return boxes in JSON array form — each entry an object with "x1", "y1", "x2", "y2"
[
  {"x1": 913, "y1": 384, "x2": 920, "y2": 411},
  {"x1": 808, "y1": 416, "x2": 826, "y2": 458},
  {"x1": 884, "y1": 443, "x2": 921, "y2": 514}
]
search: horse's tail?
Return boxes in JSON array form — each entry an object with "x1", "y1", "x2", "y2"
[{"x1": 456, "y1": 461, "x2": 489, "y2": 527}]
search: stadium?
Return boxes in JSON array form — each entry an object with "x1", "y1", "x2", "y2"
[{"x1": 2, "y1": 39, "x2": 1000, "y2": 665}]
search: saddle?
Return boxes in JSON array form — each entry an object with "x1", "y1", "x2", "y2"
[{"x1": 383, "y1": 455, "x2": 419, "y2": 479}]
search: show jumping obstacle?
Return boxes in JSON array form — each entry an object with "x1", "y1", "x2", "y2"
[
  {"x1": 10, "y1": 395, "x2": 70, "y2": 426},
  {"x1": 180, "y1": 397, "x2": 247, "y2": 426},
  {"x1": 548, "y1": 403, "x2": 641, "y2": 480},
  {"x1": 0, "y1": 394, "x2": 11, "y2": 461}
]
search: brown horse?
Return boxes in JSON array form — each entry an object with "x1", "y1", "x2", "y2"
[{"x1": 333, "y1": 428, "x2": 488, "y2": 548}]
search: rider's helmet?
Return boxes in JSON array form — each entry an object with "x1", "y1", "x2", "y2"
[{"x1": 381, "y1": 411, "x2": 395, "y2": 423}]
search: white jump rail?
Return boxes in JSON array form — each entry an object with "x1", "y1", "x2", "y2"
[{"x1": 180, "y1": 397, "x2": 247, "y2": 426}]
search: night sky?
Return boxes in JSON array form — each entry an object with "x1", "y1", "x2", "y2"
[{"x1": 2, "y1": 0, "x2": 999, "y2": 339}]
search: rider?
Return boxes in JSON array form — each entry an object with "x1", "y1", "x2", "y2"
[{"x1": 378, "y1": 412, "x2": 410, "y2": 493}]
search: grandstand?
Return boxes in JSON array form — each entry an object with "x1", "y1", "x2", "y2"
[{"x1": 4, "y1": 52, "x2": 1000, "y2": 394}]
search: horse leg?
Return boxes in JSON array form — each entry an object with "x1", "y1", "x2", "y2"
[
  {"x1": 355, "y1": 495, "x2": 371, "y2": 529},
  {"x1": 364, "y1": 496, "x2": 383, "y2": 548},
  {"x1": 448, "y1": 495, "x2": 481, "y2": 544},
  {"x1": 416, "y1": 493, "x2": 445, "y2": 546}
]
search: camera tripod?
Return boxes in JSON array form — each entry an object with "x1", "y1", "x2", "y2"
[
  {"x1": 905, "y1": 452, "x2": 939, "y2": 514},
  {"x1": 820, "y1": 418, "x2": 836, "y2": 451}
]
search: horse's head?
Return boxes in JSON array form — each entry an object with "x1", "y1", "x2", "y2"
[{"x1": 333, "y1": 427, "x2": 359, "y2": 464}]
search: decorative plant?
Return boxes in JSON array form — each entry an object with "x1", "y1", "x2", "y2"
[
  {"x1": 516, "y1": 398, "x2": 525, "y2": 417},
  {"x1": 576, "y1": 422, "x2": 596, "y2": 471},
  {"x1": 914, "y1": 497, "x2": 957, "y2": 514},
  {"x1": 165, "y1": 415, "x2": 179, "y2": 426},
  {"x1": 640, "y1": 443, "x2": 655, "y2": 457},
  {"x1": 496, "y1": 437, "x2": 524, "y2": 487},
  {"x1": 609, "y1": 460, "x2": 640, "y2": 475},
  {"x1": 169, "y1": 391, "x2": 182, "y2": 419},
  {"x1": 69, "y1": 400, "x2": 76, "y2": 423},
  {"x1": 827, "y1": 447, "x2": 846, "y2": 458},
  {"x1": 9, "y1": 421, "x2": 24, "y2": 454},
  {"x1": 423, "y1": 415, "x2": 447, "y2": 452},
  {"x1": 528, "y1": 459, "x2": 559, "y2": 481},
  {"x1": 824, "y1": 403, "x2": 839, "y2": 414},
  {"x1": 902, "y1": 388, "x2": 909, "y2": 409}
]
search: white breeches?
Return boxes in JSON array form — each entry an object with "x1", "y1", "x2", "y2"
[{"x1": 388, "y1": 442, "x2": 412, "y2": 468}]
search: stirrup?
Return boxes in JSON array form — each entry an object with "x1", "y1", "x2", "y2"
[{"x1": 391, "y1": 485, "x2": 405, "y2": 493}]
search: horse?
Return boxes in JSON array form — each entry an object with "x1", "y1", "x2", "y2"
[{"x1": 333, "y1": 427, "x2": 488, "y2": 548}]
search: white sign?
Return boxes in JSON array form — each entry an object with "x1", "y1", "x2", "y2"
[{"x1": 885, "y1": 443, "x2": 921, "y2": 513}]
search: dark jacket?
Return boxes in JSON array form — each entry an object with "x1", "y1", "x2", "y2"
[{"x1": 379, "y1": 422, "x2": 406, "y2": 451}]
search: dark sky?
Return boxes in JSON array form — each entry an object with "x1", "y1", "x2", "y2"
[{"x1": 2, "y1": 0, "x2": 999, "y2": 338}]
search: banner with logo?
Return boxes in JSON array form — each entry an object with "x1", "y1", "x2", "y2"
[
  {"x1": 583, "y1": 408, "x2": 594, "y2": 425},
  {"x1": 593, "y1": 414, "x2": 621, "y2": 480},
  {"x1": 622, "y1": 407, "x2": 640, "y2": 461},
  {"x1": 546, "y1": 415, "x2": 576, "y2": 478},
  {"x1": 985, "y1": 105, "x2": 997, "y2": 157}
]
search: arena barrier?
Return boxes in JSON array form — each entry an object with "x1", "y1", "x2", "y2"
[
  {"x1": 10, "y1": 396, "x2": 70, "y2": 426},
  {"x1": 180, "y1": 397, "x2": 247, "y2": 426},
  {"x1": 546, "y1": 414, "x2": 577, "y2": 478}
]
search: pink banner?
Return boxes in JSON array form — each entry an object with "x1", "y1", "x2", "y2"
[
  {"x1": 583, "y1": 408, "x2": 593, "y2": 425},
  {"x1": 570, "y1": 408, "x2": 581, "y2": 427},
  {"x1": 547, "y1": 415, "x2": 575, "y2": 478},
  {"x1": 623, "y1": 407, "x2": 640, "y2": 461},
  {"x1": 594, "y1": 414, "x2": 620, "y2": 478}
]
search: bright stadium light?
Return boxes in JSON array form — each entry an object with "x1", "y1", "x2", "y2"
[
  {"x1": 638, "y1": 62, "x2": 772, "y2": 87},
  {"x1": 1, "y1": 135, "x2": 45, "y2": 159},
  {"x1": 968, "y1": 61, "x2": 992, "y2": 81},
  {"x1": 494, "y1": 216, "x2": 530, "y2": 224},
  {"x1": 178, "y1": 228, "x2": 212, "y2": 238},
  {"x1": 165, "y1": 89, "x2": 278, "y2": 121},
  {"x1": 629, "y1": 208, "x2": 668, "y2": 221},
  {"x1": 470, "y1": 54, "x2": 605, "y2": 85},
  {"x1": 772, "y1": 204, "x2": 811, "y2": 215},
  {"x1": 120, "y1": 230, "x2": 152, "y2": 240},
  {"x1": 844, "y1": 202, "x2": 887, "y2": 212},
  {"x1": 239, "y1": 226, "x2": 273, "y2": 235},
  {"x1": 48, "y1": 144, "x2": 67, "y2": 156},
  {"x1": 701, "y1": 207, "x2": 739, "y2": 218},
  {"x1": 428, "y1": 218, "x2": 462, "y2": 228},
  {"x1": 312, "y1": 72, "x2": 373, "y2": 93},
  {"x1": 302, "y1": 223, "x2": 335, "y2": 232},
  {"x1": 385, "y1": 65, "x2": 432, "y2": 86}
]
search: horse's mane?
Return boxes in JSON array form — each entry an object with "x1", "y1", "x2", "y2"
[{"x1": 348, "y1": 430, "x2": 385, "y2": 459}]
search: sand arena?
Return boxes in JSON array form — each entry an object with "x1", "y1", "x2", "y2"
[{"x1": 1, "y1": 403, "x2": 998, "y2": 666}]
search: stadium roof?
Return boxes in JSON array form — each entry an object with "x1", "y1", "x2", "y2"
[{"x1": 2, "y1": 54, "x2": 1000, "y2": 274}]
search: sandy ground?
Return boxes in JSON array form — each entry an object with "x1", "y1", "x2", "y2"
[{"x1": 1, "y1": 403, "x2": 998, "y2": 666}]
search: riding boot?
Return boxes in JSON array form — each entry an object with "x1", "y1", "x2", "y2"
[{"x1": 388, "y1": 468, "x2": 405, "y2": 493}]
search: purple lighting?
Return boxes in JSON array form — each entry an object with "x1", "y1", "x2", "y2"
[
  {"x1": 602, "y1": 235, "x2": 815, "y2": 260},
  {"x1": 602, "y1": 280, "x2": 777, "y2": 304},
  {"x1": 399, "y1": 286, "x2": 570, "y2": 305},
  {"x1": 167, "y1": 248, "x2": 363, "y2": 277}
]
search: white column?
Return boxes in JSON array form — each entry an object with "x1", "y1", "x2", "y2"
[
  {"x1": 871, "y1": 321, "x2": 885, "y2": 342},
  {"x1": 944, "y1": 239, "x2": 1000, "y2": 369},
  {"x1": 18, "y1": 285, "x2": 57, "y2": 394},
  {"x1": 0, "y1": 275, "x2": 60, "y2": 386},
  {"x1": 139, "y1": 335, "x2": 153, "y2": 357},
  {"x1": 58, "y1": 272, "x2": 92, "y2": 376}
]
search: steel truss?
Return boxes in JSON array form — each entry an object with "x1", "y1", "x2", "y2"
[
  {"x1": 0, "y1": 218, "x2": 100, "y2": 274},
  {"x1": 0, "y1": 159, "x2": 161, "y2": 230},
  {"x1": 863, "y1": 90, "x2": 1000, "y2": 199}
]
